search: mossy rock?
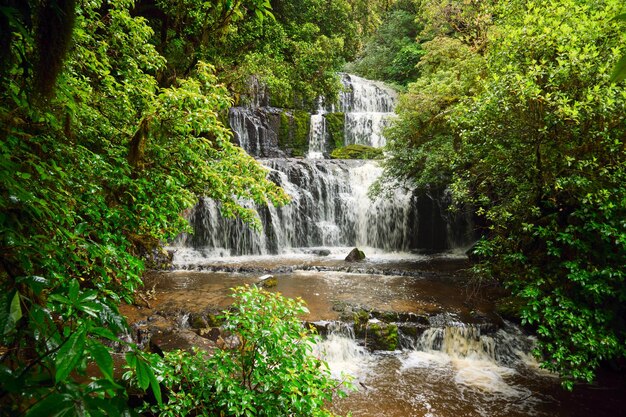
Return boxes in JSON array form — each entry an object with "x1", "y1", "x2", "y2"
[
  {"x1": 260, "y1": 276, "x2": 278, "y2": 288},
  {"x1": 324, "y1": 112, "x2": 345, "y2": 153},
  {"x1": 330, "y1": 144, "x2": 383, "y2": 160},
  {"x1": 205, "y1": 312, "x2": 224, "y2": 327},
  {"x1": 364, "y1": 321, "x2": 398, "y2": 351},
  {"x1": 352, "y1": 309, "x2": 371, "y2": 337},
  {"x1": 345, "y1": 247, "x2": 366, "y2": 262},
  {"x1": 278, "y1": 109, "x2": 310, "y2": 157}
]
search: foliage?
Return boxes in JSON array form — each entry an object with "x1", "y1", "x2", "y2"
[
  {"x1": 376, "y1": 0, "x2": 626, "y2": 387},
  {"x1": 330, "y1": 144, "x2": 383, "y2": 160},
  {"x1": 135, "y1": 0, "x2": 361, "y2": 109},
  {"x1": 417, "y1": 0, "x2": 495, "y2": 51},
  {"x1": 371, "y1": 36, "x2": 484, "y2": 196},
  {"x1": 0, "y1": 0, "x2": 289, "y2": 415},
  {"x1": 141, "y1": 286, "x2": 351, "y2": 417},
  {"x1": 345, "y1": 0, "x2": 424, "y2": 85}
]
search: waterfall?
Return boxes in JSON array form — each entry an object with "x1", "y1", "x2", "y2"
[
  {"x1": 173, "y1": 73, "x2": 474, "y2": 258},
  {"x1": 228, "y1": 107, "x2": 285, "y2": 158},
  {"x1": 176, "y1": 159, "x2": 421, "y2": 256},
  {"x1": 313, "y1": 321, "x2": 371, "y2": 380},
  {"x1": 230, "y1": 73, "x2": 398, "y2": 158},
  {"x1": 307, "y1": 101, "x2": 327, "y2": 159},
  {"x1": 314, "y1": 318, "x2": 542, "y2": 402},
  {"x1": 339, "y1": 73, "x2": 397, "y2": 148}
]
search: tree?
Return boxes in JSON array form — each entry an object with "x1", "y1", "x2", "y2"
[
  {"x1": 345, "y1": 0, "x2": 425, "y2": 86},
  {"x1": 0, "y1": 1, "x2": 290, "y2": 414},
  {"x1": 377, "y1": 0, "x2": 626, "y2": 388},
  {"x1": 452, "y1": 0, "x2": 626, "y2": 388}
]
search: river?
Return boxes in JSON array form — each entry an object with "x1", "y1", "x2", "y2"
[{"x1": 144, "y1": 249, "x2": 626, "y2": 417}]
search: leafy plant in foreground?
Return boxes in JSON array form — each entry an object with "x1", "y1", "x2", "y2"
[{"x1": 139, "y1": 286, "x2": 352, "y2": 417}]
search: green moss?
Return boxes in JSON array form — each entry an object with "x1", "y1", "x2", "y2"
[
  {"x1": 330, "y1": 144, "x2": 383, "y2": 160},
  {"x1": 206, "y1": 313, "x2": 223, "y2": 327},
  {"x1": 352, "y1": 309, "x2": 371, "y2": 338},
  {"x1": 323, "y1": 112, "x2": 345, "y2": 152},
  {"x1": 292, "y1": 110, "x2": 310, "y2": 157},
  {"x1": 366, "y1": 322, "x2": 398, "y2": 351},
  {"x1": 260, "y1": 276, "x2": 278, "y2": 288},
  {"x1": 277, "y1": 110, "x2": 310, "y2": 157}
]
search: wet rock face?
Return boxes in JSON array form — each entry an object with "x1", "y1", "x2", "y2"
[{"x1": 345, "y1": 247, "x2": 366, "y2": 262}]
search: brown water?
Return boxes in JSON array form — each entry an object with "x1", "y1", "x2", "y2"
[{"x1": 144, "y1": 255, "x2": 626, "y2": 417}]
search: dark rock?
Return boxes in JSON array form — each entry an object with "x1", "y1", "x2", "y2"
[
  {"x1": 150, "y1": 329, "x2": 216, "y2": 355},
  {"x1": 197, "y1": 327, "x2": 222, "y2": 342},
  {"x1": 345, "y1": 247, "x2": 366, "y2": 262}
]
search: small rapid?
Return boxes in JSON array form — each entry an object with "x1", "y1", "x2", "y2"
[{"x1": 314, "y1": 319, "x2": 556, "y2": 417}]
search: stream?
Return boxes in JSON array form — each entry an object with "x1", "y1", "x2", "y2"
[{"x1": 142, "y1": 249, "x2": 626, "y2": 417}]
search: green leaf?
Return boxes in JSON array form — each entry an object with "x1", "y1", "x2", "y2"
[
  {"x1": 134, "y1": 357, "x2": 152, "y2": 390},
  {"x1": 1, "y1": 290, "x2": 22, "y2": 336},
  {"x1": 150, "y1": 369, "x2": 163, "y2": 406},
  {"x1": 8, "y1": 291, "x2": 21, "y2": 330},
  {"x1": 25, "y1": 393, "x2": 75, "y2": 417},
  {"x1": 55, "y1": 326, "x2": 87, "y2": 383},
  {"x1": 90, "y1": 341, "x2": 114, "y2": 382},
  {"x1": 16, "y1": 275, "x2": 49, "y2": 295},
  {"x1": 68, "y1": 279, "x2": 79, "y2": 301},
  {"x1": 611, "y1": 54, "x2": 626, "y2": 83}
]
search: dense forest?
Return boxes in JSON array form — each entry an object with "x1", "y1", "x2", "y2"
[{"x1": 1, "y1": 0, "x2": 625, "y2": 415}]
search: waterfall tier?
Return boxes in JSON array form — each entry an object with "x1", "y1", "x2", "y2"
[
  {"x1": 229, "y1": 73, "x2": 397, "y2": 158},
  {"x1": 177, "y1": 159, "x2": 468, "y2": 256},
  {"x1": 177, "y1": 74, "x2": 474, "y2": 258},
  {"x1": 337, "y1": 73, "x2": 396, "y2": 149}
]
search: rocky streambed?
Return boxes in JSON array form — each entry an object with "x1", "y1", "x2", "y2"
[{"x1": 120, "y1": 254, "x2": 626, "y2": 417}]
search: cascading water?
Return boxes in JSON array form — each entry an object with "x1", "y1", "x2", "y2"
[
  {"x1": 307, "y1": 100, "x2": 327, "y2": 159},
  {"x1": 173, "y1": 73, "x2": 472, "y2": 259},
  {"x1": 318, "y1": 318, "x2": 554, "y2": 417},
  {"x1": 339, "y1": 73, "x2": 397, "y2": 148},
  {"x1": 175, "y1": 159, "x2": 420, "y2": 257}
]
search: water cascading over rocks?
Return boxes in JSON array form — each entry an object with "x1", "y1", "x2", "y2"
[
  {"x1": 175, "y1": 74, "x2": 473, "y2": 257},
  {"x1": 338, "y1": 73, "x2": 397, "y2": 148},
  {"x1": 178, "y1": 159, "x2": 421, "y2": 256}
]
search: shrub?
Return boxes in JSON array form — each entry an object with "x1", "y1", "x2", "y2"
[{"x1": 142, "y1": 286, "x2": 352, "y2": 417}]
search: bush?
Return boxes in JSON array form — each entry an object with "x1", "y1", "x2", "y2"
[{"x1": 142, "y1": 286, "x2": 351, "y2": 417}]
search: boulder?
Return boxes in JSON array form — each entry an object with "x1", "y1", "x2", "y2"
[
  {"x1": 345, "y1": 247, "x2": 366, "y2": 262},
  {"x1": 150, "y1": 329, "x2": 216, "y2": 355},
  {"x1": 258, "y1": 274, "x2": 278, "y2": 288}
]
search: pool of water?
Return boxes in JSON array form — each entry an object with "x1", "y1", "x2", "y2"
[{"x1": 142, "y1": 251, "x2": 626, "y2": 417}]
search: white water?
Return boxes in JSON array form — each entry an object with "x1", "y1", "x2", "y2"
[
  {"x1": 313, "y1": 321, "x2": 372, "y2": 381},
  {"x1": 174, "y1": 159, "x2": 427, "y2": 257},
  {"x1": 339, "y1": 73, "x2": 397, "y2": 148},
  {"x1": 315, "y1": 321, "x2": 556, "y2": 417},
  {"x1": 307, "y1": 100, "x2": 327, "y2": 159}
]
